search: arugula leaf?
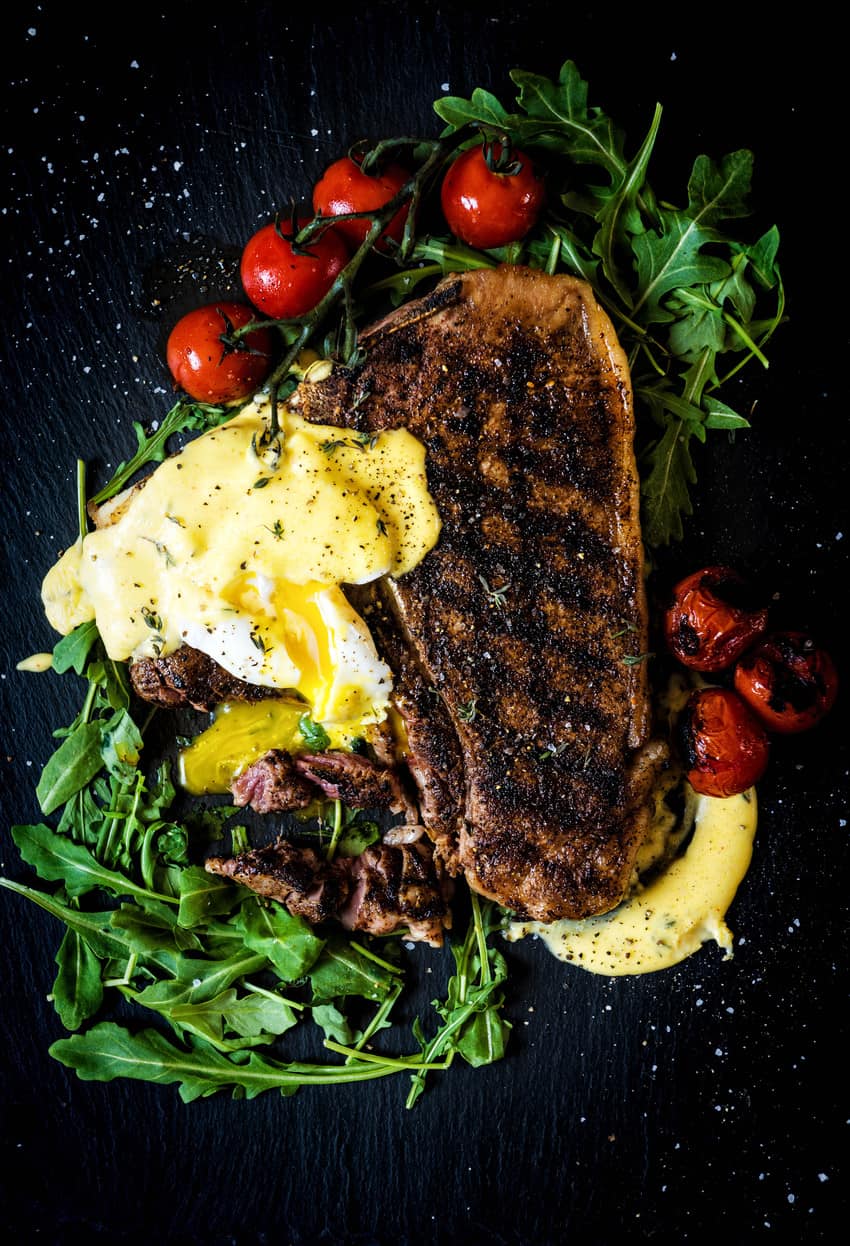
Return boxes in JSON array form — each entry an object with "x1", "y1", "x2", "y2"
[
  {"x1": 297, "y1": 714, "x2": 331, "y2": 751},
  {"x1": 176, "y1": 865, "x2": 243, "y2": 928},
  {"x1": 406, "y1": 895, "x2": 510, "y2": 1107},
  {"x1": 309, "y1": 936, "x2": 399, "y2": 1003},
  {"x1": 36, "y1": 723, "x2": 105, "y2": 815},
  {"x1": 11, "y1": 823, "x2": 171, "y2": 907},
  {"x1": 49, "y1": 1022, "x2": 418, "y2": 1102},
  {"x1": 128, "y1": 982, "x2": 300, "y2": 1050},
  {"x1": 52, "y1": 621, "x2": 99, "y2": 676},
  {"x1": 100, "y1": 709, "x2": 144, "y2": 780},
  {"x1": 234, "y1": 897, "x2": 325, "y2": 982},
  {"x1": 52, "y1": 925, "x2": 105, "y2": 1031}
]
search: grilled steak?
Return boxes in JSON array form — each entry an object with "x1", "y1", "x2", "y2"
[
  {"x1": 130, "y1": 645, "x2": 279, "y2": 712},
  {"x1": 289, "y1": 266, "x2": 665, "y2": 921},
  {"x1": 206, "y1": 841, "x2": 348, "y2": 926},
  {"x1": 231, "y1": 749, "x2": 318, "y2": 813},
  {"x1": 206, "y1": 835, "x2": 450, "y2": 946},
  {"x1": 293, "y1": 750, "x2": 415, "y2": 816}
]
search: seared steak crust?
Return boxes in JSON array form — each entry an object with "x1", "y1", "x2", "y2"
[
  {"x1": 349, "y1": 582, "x2": 466, "y2": 874},
  {"x1": 291, "y1": 266, "x2": 663, "y2": 920}
]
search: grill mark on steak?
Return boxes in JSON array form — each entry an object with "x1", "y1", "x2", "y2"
[{"x1": 290, "y1": 265, "x2": 665, "y2": 921}]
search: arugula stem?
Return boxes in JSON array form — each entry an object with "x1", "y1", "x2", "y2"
[
  {"x1": 324, "y1": 1039, "x2": 449, "y2": 1072},
  {"x1": 103, "y1": 953, "x2": 138, "y2": 988},
  {"x1": 544, "y1": 232, "x2": 561, "y2": 276},
  {"x1": 347, "y1": 981, "x2": 403, "y2": 1062},
  {"x1": 347, "y1": 939, "x2": 404, "y2": 975},
  {"x1": 76, "y1": 460, "x2": 88, "y2": 541},
  {"x1": 325, "y1": 799, "x2": 344, "y2": 862},
  {"x1": 79, "y1": 679, "x2": 99, "y2": 727},
  {"x1": 470, "y1": 891, "x2": 492, "y2": 987}
]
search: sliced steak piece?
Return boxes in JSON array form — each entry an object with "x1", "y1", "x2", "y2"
[
  {"x1": 206, "y1": 841, "x2": 347, "y2": 925},
  {"x1": 230, "y1": 747, "x2": 417, "y2": 817},
  {"x1": 130, "y1": 645, "x2": 279, "y2": 712},
  {"x1": 290, "y1": 265, "x2": 664, "y2": 921},
  {"x1": 205, "y1": 837, "x2": 450, "y2": 946},
  {"x1": 338, "y1": 840, "x2": 451, "y2": 947},
  {"x1": 293, "y1": 750, "x2": 416, "y2": 817},
  {"x1": 231, "y1": 750, "x2": 317, "y2": 813}
]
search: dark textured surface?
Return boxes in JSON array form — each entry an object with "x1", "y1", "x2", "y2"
[{"x1": 1, "y1": 4, "x2": 847, "y2": 1242}]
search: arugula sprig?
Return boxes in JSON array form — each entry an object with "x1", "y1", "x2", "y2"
[{"x1": 426, "y1": 60, "x2": 784, "y2": 546}]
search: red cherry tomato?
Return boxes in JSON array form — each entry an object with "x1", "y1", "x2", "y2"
[
  {"x1": 664, "y1": 565, "x2": 769, "y2": 673},
  {"x1": 312, "y1": 156, "x2": 410, "y2": 252},
  {"x1": 734, "y1": 631, "x2": 838, "y2": 733},
  {"x1": 680, "y1": 687, "x2": 770, "y2": 798},
  {"x1": 440, "y1": 141, "x2": 545, "y2": 250},
  {"x1": 240, "y1": 218, "x2": 349, "y2": 319},
  {"x1": 166, "y1": 303, "x2": 273, "y2": 404}
]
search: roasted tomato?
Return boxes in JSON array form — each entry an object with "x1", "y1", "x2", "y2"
[
  {"x1": 240, "y1": 218, "x2": 349, "y2": 319},
  {"x1": 734, "y1": 631, "x2": 838, "y2": 733},
  {"x1": 679, "y1": 687, "x2": 770, "y2": 798},
  {"x1": 312, "y1": 156, "x2": 410, "y2": 251},
  {"x1": 664, "y1": 565, "x2": 769, "y2": 672},
  {"x1": 440, "y1": 140, "x2": 545, "y2": 250},
  {"x1": 166, "y1": 303, "x2": 273, "y2": 404}
]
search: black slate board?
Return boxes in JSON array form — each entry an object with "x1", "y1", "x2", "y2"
[{"x1": 1, "y1": 4, "x2": 847, "y2": 1242}]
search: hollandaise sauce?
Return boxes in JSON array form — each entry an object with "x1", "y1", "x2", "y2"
[
  {"x1": 506, "y1": 788, "x2": 758, "y2": 974},
  {"x1": 42, "y1": 394, "x2": 441, "y2": 729}
]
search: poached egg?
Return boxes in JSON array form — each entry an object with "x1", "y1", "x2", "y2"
[{"x1": 42, "y1": 390, "x2": 441, "y2": 741}]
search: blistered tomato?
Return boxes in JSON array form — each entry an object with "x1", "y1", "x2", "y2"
[
  {"x1": 680, "y1": 686, "x2": 770, "y2": 798},
  {"x1": 734, "y1": 631, "x2": 838, "y2": 733},
  {"x1": 664, "y1": 566, "x2": 769, "y2": 672}
]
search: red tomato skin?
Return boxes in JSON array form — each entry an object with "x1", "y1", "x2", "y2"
[
  {"x1": 440, "y1": 144, "x2": 545, "y2": 249},
  {"x1": 240, "y1": 219, "x2": 349, "y2": 319},
  {"x1": 166, "y1": 303, "x2": 273, "y2": 404},
  {"x1": 312, "y1": 157, "x2": 410, "y2": 251},
  {"x1": 680, "y1": 687, "x2": 770, "y2": 798},
  {"x1": 734, "y1": 631, "x2": 839, "y2": 733},
  {"x1": 664, "y1": 565, "x2": 769, "y2": 673}
]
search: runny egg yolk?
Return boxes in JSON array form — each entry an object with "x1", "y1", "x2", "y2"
[{"x1": 41, "y1": 392, "x2": 442, "y2": 732}]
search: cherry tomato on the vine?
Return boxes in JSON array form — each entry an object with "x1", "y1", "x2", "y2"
[
  {"x1": 440, "y1": 140, "x2": 545, "y2": 250},
  {"x1": 166, "y1": 302, "x2": 273, "y2": 404},
  {"x1": 679, "y1": 686, "x2": 770, "y2": 799},
  {"x1": 240, "y1": 218, "x2": 349, "y2": 319},
  {"x1": 312, "y1": 156, "x2": 411, "y2": 252},
  {"x1": 733, "y1": 631, "x2": 838, "y2": 734},
  {"x1": 664, "y1": 565, "x2": 769, "y2": 673}
]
